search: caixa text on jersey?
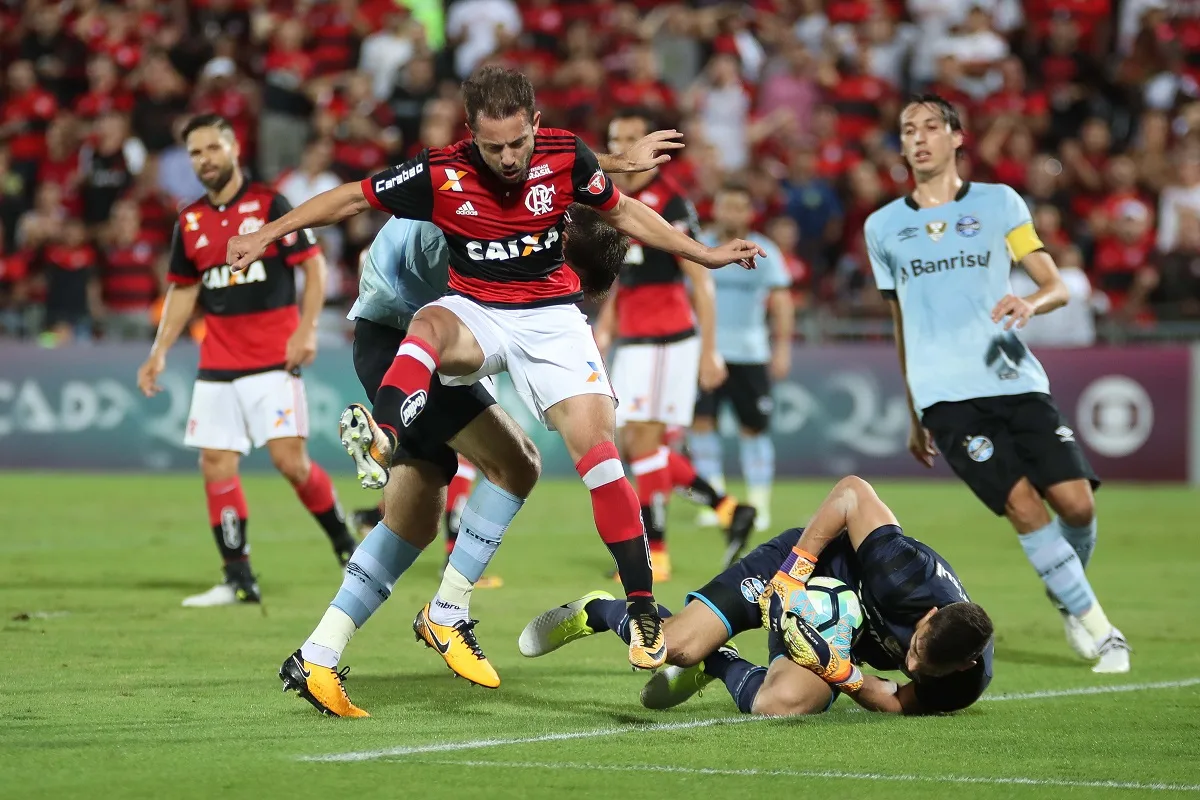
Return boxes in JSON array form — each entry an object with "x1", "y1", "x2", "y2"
[
  {"x1": 466, "y1": 229, "x2": 560, "y2": 261},
  {"x1": 203, "y1": 261, "x2": 266, "y2": 289}
]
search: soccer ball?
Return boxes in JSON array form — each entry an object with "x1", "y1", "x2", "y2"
[{"x1": 804, "y1": 577, "x2": 864, "y2": 642}]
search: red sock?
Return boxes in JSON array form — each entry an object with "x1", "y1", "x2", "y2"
[
  {"x1": 631, "y1": 447, "x2": 671, "y2": 547},
  {"x1": 444, "y1": 457, "x2": 477, "y2": 552},
  {"x1": 206, "y1": 477, "x2": 249, "y2": 562},
  {"x1": 667, "y1": 449, "x2": 697, "y2": 488},
  {"x1": 376, "y1": 336, "x2": 439, "y2": 435},
  {"x1": 631, "y1": 447, "x2": 673, "y2": 507},
  {"x1": 294, "y1": 461, "x2": 336, "y2": 514},
  {"x1": 577, "y1": 442, "x2": 653, "y2": 598}
]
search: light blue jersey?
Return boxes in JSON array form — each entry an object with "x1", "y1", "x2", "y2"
[
  {"x1": 864, "y1": 181, "x2": 1050, "y2": 414},
  {"x1": 699, "y1": 230, "x2": 791, "y2": 364},
  {"x1": 348, "y1": 218, "x2": 449, "y2": 329}
]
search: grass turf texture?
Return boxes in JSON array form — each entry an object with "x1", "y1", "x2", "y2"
[{"x1": 2, "y1": 473, "x2": 1199, "y2": 799}]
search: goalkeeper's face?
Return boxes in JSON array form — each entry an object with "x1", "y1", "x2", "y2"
[
  {"x1": 899, "y1": 103, "x2": 961, "y2": 177},
  {"x1": 905, "y1": 611, "x2": 959, "y2": 677}
]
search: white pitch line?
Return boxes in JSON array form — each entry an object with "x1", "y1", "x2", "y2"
[
  {"x1": 415, "y1": 759, "x2": 1200, "y2": 794},
  {"x1": 979, "y1": 678, "x2": 1200, "y2": 702},
  {"x1": 298, "y1": 676, "x2": 1200, "y2": 764}
]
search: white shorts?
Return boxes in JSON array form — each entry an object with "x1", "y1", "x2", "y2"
[
  {"x1": 611, "y1": 336, "x2": 701, "y2": 427},
  {"x1": 184, "y1": 370, "x2": 309, "y2": 454},
  {"x1": 430, "y1": 295, "x2": 614, "y2": 428}
]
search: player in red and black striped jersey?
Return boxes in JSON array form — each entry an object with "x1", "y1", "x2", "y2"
[
  {"x1": 594, "y1": 109, "x2": 758, "y2": 582},
  {"x1": 135, "y1": 114, "x2": 357, "y2": 608},
  {"x1": 227, "y1": 67, "x2": 765, "y2": 675}
]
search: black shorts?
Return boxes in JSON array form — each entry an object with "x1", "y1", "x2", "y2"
[
  {"x1": 352, "y1": 318, "x2": 495, "y2": 483},
  {"x1": 694, "y1": 362, "x2": 772, "y2": 433},
  {"x1": 687, "y1": 524, "x2": 914, "y2": 674},
  {"x1": 921, "y1": 392, "x2": 1100, "y2": 516}
]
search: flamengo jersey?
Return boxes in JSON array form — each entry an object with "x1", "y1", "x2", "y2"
[
  {"x1": 167, "y1": 182, "x2": 321, "y2": 378},
  {"x1": 615, "y1": 173, "x2": 698, "y2": 344},
  {"x1": 360, "y1": 128, "x2": 620, "y2": 307}
]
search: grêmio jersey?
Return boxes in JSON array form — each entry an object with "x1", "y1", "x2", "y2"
[
  {"x1": 168, "y1": 182, "x2": 321, "y2": 379},
  {"x1": 615, "y1": 172, "x2": 699, "y2": 344},
  {"x1": 360, "y1": 128, "x2": 620, "y2": 308},
  {"x1": 349, "y1": 217, "x2": 449, "y2": 330},
  {"x1": 864, "y1": 181, "x2": 1051, "y2": 414}
]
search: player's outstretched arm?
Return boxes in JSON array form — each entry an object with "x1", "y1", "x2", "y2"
[
  {"x1": 599, "y1": 193, "x2": 764, "y2": 269},
  {"x1": 596, "y1": 129, "x2": 685, "y2": 174},
  {"x1": 227, "y1": 182, "x2": 370, "y2": 273}
]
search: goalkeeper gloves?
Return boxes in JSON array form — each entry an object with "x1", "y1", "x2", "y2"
[
  {"x1": 781, "y1": 611, "x2": 864, "y2": 694},
  {"x1": 757, "y1": 545, "x2": 820, "y2": 632}
]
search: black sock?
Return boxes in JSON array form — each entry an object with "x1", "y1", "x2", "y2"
[
  {"x1": 222, "y1": 556, "x2": 255, "y2": 586},
  {"x1": 641, "y1": 505, "x2": 665, "y2": 546},
  {"x1": 703, "y1": 649, "x2": 767, "y2": 714},
  {"x1": 314, "y1": 502, "x2": 355, "y2": 549},
  {"x1": 212, "y1": 514, "x2": 248, "y2": 564},
  {"x1": 687, "y1": 476, "x2": 724, "y2": 509},
  {"x1": 373, "y1": 385, "x2": 414, "y2": 436},
  {"x1": 607, "y1": 535, "x2": 655, "y2": 599},
  {"x1": 584, "y1": 598, "x2": 672, "y2": 643}
]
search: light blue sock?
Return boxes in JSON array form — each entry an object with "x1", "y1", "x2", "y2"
[
  {"x1": 447, "y1": 479, "x2": 524, "y2": 582},
  {"x1": 331, "y1": 522, "x2": 421, "y2": 627},
  {"x1": 1018, "y1": 521, "x2": 1097, "y2": 616},
  {"x1": 1055, "y1": 517, "x2": 1097, "y2": 569},
  {"x1": 738, "y1": 434, "x2": 774, "y2": 490},
  {"x1": 689, "y1": 431, "x2": 723, "y2": 484}
]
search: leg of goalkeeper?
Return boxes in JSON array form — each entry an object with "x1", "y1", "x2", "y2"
[{"x1": 749, "y1": 657, "x2": 838, "y2": 716}]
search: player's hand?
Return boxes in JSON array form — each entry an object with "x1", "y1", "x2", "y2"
[
  {"x1": 226, "y1": 232, "x2": 268, "y2": 273},
  {"x1": 136, "y1": 352, "x2": 166, "y2": 398},
  {"x1": 908, "y1": 422, "x2": 939, "y2": 468},
  {"x1": 770, "y1": 346, "x2": 791, "y2": 381},
  {"x1": 757, "y1": 545, "x2": 819, "y2": 631},
  {"x1": 698, "y1": 349, "x2": 727, "y2": 392},
  {"x1": 699, "y1": 239, "x2": 764, "y2": 270},
  {"x1": 285, "y1": 327, "x2": 317, "y2": 370},
  {"x1": 612, "y1": 129, "x2": 686, "y2": 173},
  {"x1": 780, "y1": 612, "x2": 865, "y2": 694},
  {"x1": 991, "y1": 293, "x2": 1036, "y2": 330}
]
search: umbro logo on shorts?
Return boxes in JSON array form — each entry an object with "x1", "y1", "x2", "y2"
[{"x1": 456, "y1": 201, "x2": 478, "y2": 216}]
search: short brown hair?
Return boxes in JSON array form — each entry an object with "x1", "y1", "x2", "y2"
[
  {"x1": 923, "y1": 602, "x2": 993, "y2": 669},
  {"x1": 182, "y1": 113, "x2": 235, "y2": 142},
  {"x1": 461, "y1": 66, "x2": 536, "y2": 130},
  {"x1": 563, "y1": 203, "x2": 629, "y2": 301}
]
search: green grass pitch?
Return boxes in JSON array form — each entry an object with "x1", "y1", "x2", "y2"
[{"x1": 3, "y1": 473, "x2": 1199, "y2": 799}]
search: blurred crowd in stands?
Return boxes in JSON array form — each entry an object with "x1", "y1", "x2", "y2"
[{"x1": 2, "y1": 0, "x2": 1199, "y2": 347}]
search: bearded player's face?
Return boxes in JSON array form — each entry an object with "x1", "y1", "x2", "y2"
[
  {"x1": 473, "y1": 111, "x2": 540, "y2": 185},
  {"x1": 187, "y1": 126, "x2": 239, "y2": 193},
  {"x1": 899, "y1": 103, "x2": 961, "y2": 177}
]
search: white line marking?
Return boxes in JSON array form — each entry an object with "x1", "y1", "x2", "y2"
[
  {"x1": 299, "y1": 676, "x2": 1200, "y2": 764},
  {"x1": 415, "y1": 759, "x2": 1200, "y2": 793},
  {"x1": 980, "y1": 678, "x2": 1200, "y2": 702},
  {"x1": 298, "y1": 715, "x2": 762, "y2": 762}
]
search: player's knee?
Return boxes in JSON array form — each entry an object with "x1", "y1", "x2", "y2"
[
  {"x1": 270, "y1": 449, "x2": 310, "y2": 485},
  {"x1": 505, "y1": 433, "x2": 541, "y2": 497},
  {"x1": 1005, "y1": 479, "x2": 1049, "y2": 531},
  {"x1": 750, "y1": 682, "x2": 827, "y2": 717},
  {"x1": 198, "y1": 450, "x2": 238, "y2": 483},
  {"x1": 691, "y1": 417, "x2": 715, "y2": 434},
  {"x1": 1052, "y1": 487, "x2": 1095, "y2": 527}
]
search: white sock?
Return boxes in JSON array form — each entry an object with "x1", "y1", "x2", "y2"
[
  {"x1": 1079, "y1": 604, "x2": 1113, "y2": 642},
  {"x1": 747, "y1": 485, "x2": 771, "y2": 516},
  {"x1": 300, "y1": 607, "x2": 357, "y2": 668},
  {"x1": 430, "y1": 564, "x2": 473, "y2": 626}
]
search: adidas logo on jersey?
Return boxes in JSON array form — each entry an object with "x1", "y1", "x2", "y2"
[{"x1": 456, "y1": 201, "x2": 479, "y2": 216}]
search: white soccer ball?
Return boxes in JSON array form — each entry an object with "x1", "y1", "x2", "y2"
[{"x1": 804, "y1": 576, "x2": 864, "y2": 643}]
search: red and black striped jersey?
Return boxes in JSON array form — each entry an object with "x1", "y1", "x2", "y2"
[
  {"x1": 101, "y1": 234, "x2": 159, "y2": 312},
  {"x1": 615, "y1": 173, "x2": 698, "y2": 344},
  {"x1": 360, "y1": 127, "x2": 620, "y2": 308},
  {"x1": 167, "y1": 181, "x2": 320, "y2": 378}
]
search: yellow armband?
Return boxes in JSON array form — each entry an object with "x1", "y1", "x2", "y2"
[{"x1": 1005, "y1": 222, "x2": 1044, "y2": 262}]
